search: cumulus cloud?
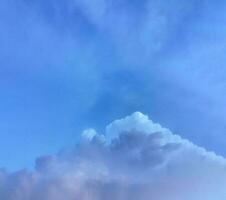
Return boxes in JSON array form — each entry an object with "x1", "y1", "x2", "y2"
[{"x1": 0, "y1": 112, "x2": 226, "y2": 200}]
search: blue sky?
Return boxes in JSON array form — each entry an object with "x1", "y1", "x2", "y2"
[{"x1": 1, "y1": 0, "x2": 226, "y2": 171}]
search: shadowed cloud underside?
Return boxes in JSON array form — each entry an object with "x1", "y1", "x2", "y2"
[{"x1": 0, "y1": 112, "x2": 225, "y2": 200}]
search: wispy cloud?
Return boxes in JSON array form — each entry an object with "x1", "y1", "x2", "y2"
[
  {"x1": 0, "y1": 112, "x2": 225, "y2": 199},
  {"x1": 1, "y1": 0, "x2": 226, "y2": 170}
]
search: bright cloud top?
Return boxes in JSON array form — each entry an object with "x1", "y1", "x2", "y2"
[{"x1": 0, "y1": 112, "x2": 226, "y2": 200}]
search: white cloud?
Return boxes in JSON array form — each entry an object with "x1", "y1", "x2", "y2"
[
  {"x1": 82, "y1": 129, "x2": 98, "y2": 141},
  {"x1": 0, "y1": 112, "x2": 226, "y2": 200}
]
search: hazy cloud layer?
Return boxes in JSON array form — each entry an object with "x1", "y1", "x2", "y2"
[{"x1": 0, "y1": 112, "x2": 226, "y2": 200}]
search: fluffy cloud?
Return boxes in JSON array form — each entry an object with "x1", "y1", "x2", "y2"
[{"x1": 0, "y1": 112, "x2": 226, "y2": 200}]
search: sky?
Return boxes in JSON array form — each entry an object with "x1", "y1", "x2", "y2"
[{"x1": 1, "y1": 0, "x2": 226, "y2": 179}]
